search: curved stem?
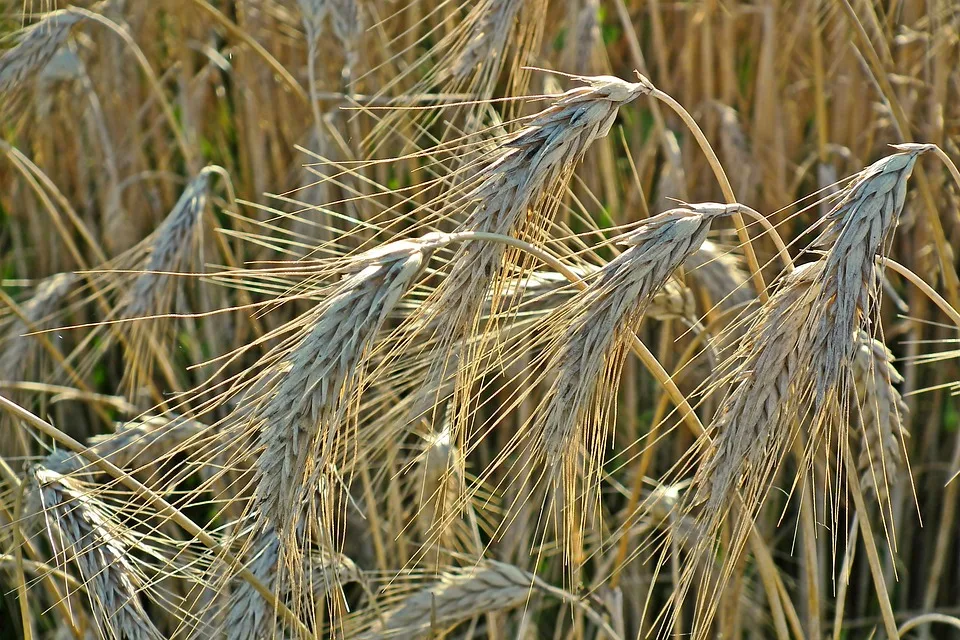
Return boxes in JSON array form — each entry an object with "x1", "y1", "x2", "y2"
[
  {"x1": 738, "y1": 205, "x2": 794, "y2": 273},
  {"x1": 898, "y1": 614, "x2": 960, "y2": 637},
  {"x1": 0, "y1": 395, "x2": 312, "y2": 640},
  {"x1": 882, "y1": 258, "x2": 960, "y2": 329},
  {"x1": 651, "y1": 88, "x2": 768, "y2": 301}
]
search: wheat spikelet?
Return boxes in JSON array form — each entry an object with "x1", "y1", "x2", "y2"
[
  {"x1": 853, "y1": 335, "x2": 908, "y2": 503},
  {"x1": 805, "y1": 145, "x2": 931, "y2": 405},
  {"x1": 414, "y1": 74, "x2": 653, "y2": 434},
  {"x1": 451, "y1": 0, "x2": 527, "y2": 84},
  {"x1": 690, "y1": 262, "x2": 821, "y2": 528},
  {"x1": 30, "y1": 468, "x2": 164, "y2": 640},
  {"x1": 537, "y1": 205, "x2": 732, "y2": 470},
  {"x1": 356, "y1": 560, "x2": 546, "y2": 638},
  {"x1": 254, "y1": 236, "x2": 442, "y2": 535},
  {"x1": 0, "y1": 9, "x2": 84, "y2": 104},
  {"x1": 122, "y1": 171, "x2": 211, "y2": 321}
]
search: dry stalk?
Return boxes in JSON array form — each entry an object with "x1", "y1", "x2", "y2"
[{"x1": 29, "y1": 468, "x2": 164, "y2": 640}]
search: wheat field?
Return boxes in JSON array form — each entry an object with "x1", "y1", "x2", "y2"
[{"x1": 2, "y1": 1, "x2": 960, "y2": 638}]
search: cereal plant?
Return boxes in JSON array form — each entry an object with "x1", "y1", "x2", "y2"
[{"x1": 2, "y1": 2, "x2": 960, "y2": 639}]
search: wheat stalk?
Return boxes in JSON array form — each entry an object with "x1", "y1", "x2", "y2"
[{"x1": 29, "y1": 468, "x2": 164, "y2": 640}]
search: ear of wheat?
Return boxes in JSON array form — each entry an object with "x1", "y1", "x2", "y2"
[
  {"x1": 355, "y1": 560, "x2": 546, "y2": 638},
  {"x1": 29, "y1": 468, "x2": 164, "y2": 640},
  {"x1": 672, "y1": 148, "x2": 929, "y2": 638},
  {"x1": 297, "y1": 0, "x2": 328, "y2": 39},
  {"x1": 123, "y1": 170, "x2": 211, "y2": 320},
  {"x1": 0, "y1": 9, "x2": 84, "y2": 105},
  {"x1": 538, "y1": 205, "x2": 733, "y2": 469},
  {"x1": 805, "y1": 145, "x2": 930, "y2": 405},
  {"x1": 521, "y1": 205, "x2": 733, "y2": 563},
  {"x1": 691, "y1": 261, "x2": 822, "y2": 526},
  {"x1": 254, "y1": 236, "x2": 441, "y2": 536},
  {"x1": 451, "y1": 0, "x2": 527, "y2": 84},
  {"x1": 0, "y1": 272, "x2": 78, "y2": 458},
  {"x1": 0, "y1": 272, "x2": 77, "y2": 381},
  {"x1": 407, "y1": 74, "x2": 654, "y2": 438}
]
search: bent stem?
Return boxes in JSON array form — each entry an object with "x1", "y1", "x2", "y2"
[
  {"x1": 882, "y1": 259, "x2": 960, "y2": 329},
  {"x1": 0, "y1": 395, "x2": 312, "y2": 640},
  {"x1": 651, "y1": 88, "x2": 769, "y2": 301},
  {"x1": 898, "y1": 614, "x2": 960, "y2": 637}
]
